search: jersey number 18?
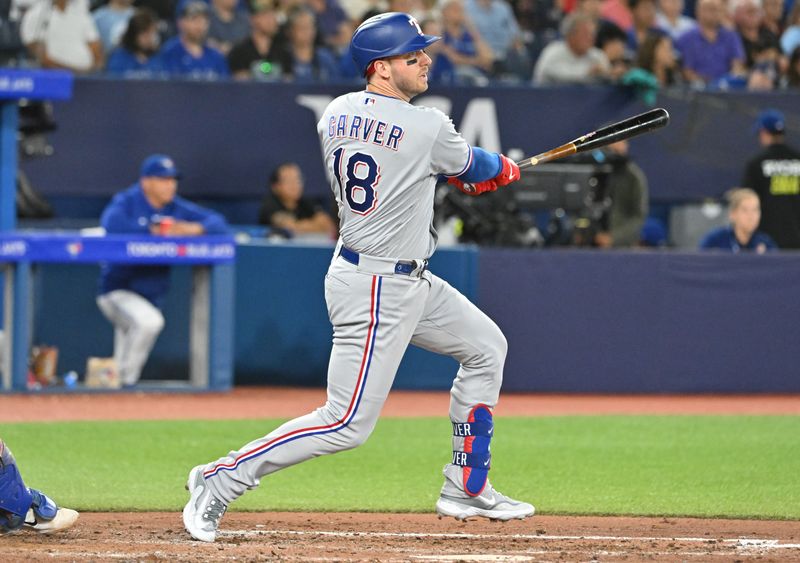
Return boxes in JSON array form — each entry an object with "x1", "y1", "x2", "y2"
[{"x1": 332, "y1": 148, "x2": 380, "y2": 215}]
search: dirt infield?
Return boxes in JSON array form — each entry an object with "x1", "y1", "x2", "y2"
[
  {"x1": 3, "y1": 388, "x2": 800, "y2": 561},
  {"x1": 3, "y1": 387, "x2": 800, "y2": 421},
  {"x1": 3, "y1": 512, "x2": 800, "y2": 562}
]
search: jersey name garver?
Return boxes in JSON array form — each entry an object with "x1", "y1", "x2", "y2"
[{"x1": 327, "y1": 114, "x2": 405, "y2": 151}]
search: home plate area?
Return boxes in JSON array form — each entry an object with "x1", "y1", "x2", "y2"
[{"x1": 3, "y1": 512, "x2": 799, "y2": 562}]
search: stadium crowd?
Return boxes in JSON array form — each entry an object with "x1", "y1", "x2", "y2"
[{"x1": 0, "y1": 0, "x2": 798, "y2": 90}]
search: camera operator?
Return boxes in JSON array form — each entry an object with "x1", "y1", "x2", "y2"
[{"x1": 588, "y1": 139, "x2": 649, "y2": 248}]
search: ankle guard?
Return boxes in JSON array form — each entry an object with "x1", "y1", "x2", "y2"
[
  {"x1": 451, "y1": 404, "x2": 493, "y2": 497},
  {"x1": 29, "y1": 489, "x2": 58, "y2": 521},
  {"x1": 0, "y1": 441, "x2": 34, "y2": 518}
]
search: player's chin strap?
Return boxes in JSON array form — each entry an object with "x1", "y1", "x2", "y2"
[{"x1": 450, "y1": 405, "x2": 493, "y2": 497}]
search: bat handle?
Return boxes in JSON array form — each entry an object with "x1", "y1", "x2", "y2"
[
  {"x1": 517, "y1": 156, "x2": 540, "y2": 170},
  {"x1": 517, "y1": 143, "x2": 578, "y2": 170}
]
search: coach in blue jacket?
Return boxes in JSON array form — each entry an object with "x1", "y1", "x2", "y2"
[{"x1": 96, "y1": 154, "x2": 229, "y2": 387}]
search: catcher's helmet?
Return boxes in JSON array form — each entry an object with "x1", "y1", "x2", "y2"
[{"x1": 350, "y1": 12, "x2": 440, "y2": 76}]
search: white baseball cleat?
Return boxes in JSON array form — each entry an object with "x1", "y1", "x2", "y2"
[
  {"x1": 436, "y1": 487, "x2": 535, "y2": 522},
  {"x1": 436, "y1": 465, "x2": 534, "y2": 522},
  {"x1": 183, "y1": 464, "x2": 227, "y2": 543},
  {"x1": 25, "y1": 507, "x2": 79, "y2": 533}
]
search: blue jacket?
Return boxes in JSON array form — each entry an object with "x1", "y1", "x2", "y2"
[
  {"x1": 154, "y1": 37, "x2": 230, "y2": 79},
  {"x1": 699, "y1": 225, "x2": 778, "y2": 253},
  {"x1": 97, "y1": 183, "x2": 229, "y2": 306},
  {"x1": 106, "y1": 47, "x2": 162, "y2": 77}
]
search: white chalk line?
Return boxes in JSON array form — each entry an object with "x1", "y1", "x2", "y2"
[{"x1": 219, "y1": 528, "x2": 800, "y2": 550}]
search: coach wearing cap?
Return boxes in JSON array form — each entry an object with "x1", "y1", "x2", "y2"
[
  {"x1": 741, "y1": 109, "x2": 800, "y2": 249},
  {"x1": 96, "y1": 154, "x2": 229, "y2": 387}
]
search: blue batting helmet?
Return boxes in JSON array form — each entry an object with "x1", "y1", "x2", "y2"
[{"x1": 350, "y1": 12, "x2": 440, "y2": 76}]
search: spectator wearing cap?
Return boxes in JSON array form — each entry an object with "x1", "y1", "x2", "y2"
[
  {"x1": 227, "y1": 0, "x2": 280, "y2": 79},
  {"x1": 674, "y1": 0, "x2": 746, "y2": 85},
  {"x1": 20, "y1": 0, "x2": 104, "y2": 73},
  {"x1": 741, "y1": 109, "x2": 800, "y2": 248},
  {"x1": 153, "y1": 0, "x2": 230, "y2": 78},
  {"x1": 208, "y1": 0, "x2": 251, "y2": 55},
  {"x1": 699, "y1": 188, "x2": 777, "y2": 252},
  {"x1": 106, "y1": 7, "x2": 162, "y2": 76},
  {"x1": 96, "y1": 154, "x2": 229, "y2": 387},
  {"x1": 92, "y1": 0, "x2": 135, "y2": 53}
]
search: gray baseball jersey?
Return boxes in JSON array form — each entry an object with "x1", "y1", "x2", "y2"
[{"x1": 317, "y1": 91, "x2": 471, "y2": 259}]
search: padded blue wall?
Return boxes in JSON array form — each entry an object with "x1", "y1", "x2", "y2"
[
  {"x1": 479, "y1": 249, "x2": 800, "y2": 393},
  {"x1": 20, "y1": 242, "x2": 800, "y2": 393},
  {"x1": 28, "y1": 242, "x2": 478, "y2": 390},
  {"x1": 20, "y1": 78, "x2": 800, "y2": 210}
]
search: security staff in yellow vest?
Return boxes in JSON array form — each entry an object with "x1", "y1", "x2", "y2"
[{"x1": 742, "y1": 109, "x2": 800, "y2": 249}]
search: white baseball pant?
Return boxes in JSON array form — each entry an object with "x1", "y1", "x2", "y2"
[
  {"x1": 96, "y1": 290, "x2": 165, "y2": 386},
  {"x1": 203, "y1": 253, "x2": 506, "y2": 503}
]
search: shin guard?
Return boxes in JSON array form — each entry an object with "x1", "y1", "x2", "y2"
[
  {"x1": 451, "y1": 405, "x2": 493, "y2": 497},
  {"x1": 0, "y1": 440, "x2": 33, "y2": 531}
]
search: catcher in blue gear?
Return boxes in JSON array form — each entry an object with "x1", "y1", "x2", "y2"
[{"x1": 0, "y1": 438, "x2": 79, "y2": 534}]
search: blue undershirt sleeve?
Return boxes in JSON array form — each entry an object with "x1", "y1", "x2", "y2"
[{"x1": 454, "y1": 147, "x2": 502, "y2": 183}]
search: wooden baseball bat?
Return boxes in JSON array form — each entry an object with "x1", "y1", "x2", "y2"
[{"x1": 517, "y1": 108, "x2": 670, "y2": 170}]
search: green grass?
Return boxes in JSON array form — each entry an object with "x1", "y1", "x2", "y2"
[{"x1": 2, "y1": 416, "x2": 798, "y2": 519}]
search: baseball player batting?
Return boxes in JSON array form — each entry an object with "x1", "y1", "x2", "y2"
[{"x1": 183, "y1": 12, "x2": 534, "y2": 543}]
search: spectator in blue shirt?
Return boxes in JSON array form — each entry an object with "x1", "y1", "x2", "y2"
[
  {"x1": 93, "y1": 0, "x2": 135, "y2": 53},
  {"x1": 106, "y1": 7, "x2": 162, "y2": 77},
  {"x1": 429, "y1": 0, "x2": 494, "y2": 86},
  {"x1": 699, "y1": 187, "x2": 778, "y2": 252},
  {"x1": 155, "y1": 0, "x2": 230, "y2": 79},
  {"x1": 675, "y1": 0, "x2": 746, "y2": 85},
  {"x1": 96, "y1": 154, "x2": 229, "y2": 387}
]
